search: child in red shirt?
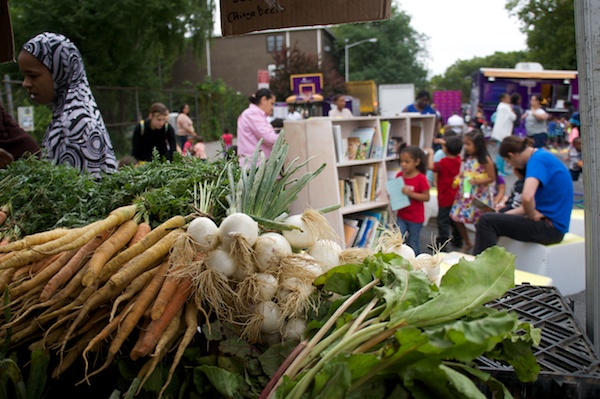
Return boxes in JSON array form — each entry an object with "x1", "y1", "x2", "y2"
[
  {"x1": 395, "y1": 146, "x2": 430, "y2": 254},
  {"x1": 425, "y1": 136, "x2": 463, "y2": 249}
]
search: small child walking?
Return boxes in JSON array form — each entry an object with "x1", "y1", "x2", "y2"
[
  {"x1": 394, "y1": 146, "x2": 430, "y2": 254},
  {"x1": 450, "y1": 130, "x2": 496, "y2": 253},
  {"x1": 424, "y1": 136, "x2": 463, "y2": 249}
]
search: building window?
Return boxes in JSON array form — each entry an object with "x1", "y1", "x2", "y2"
[{"x1": 267, "y1": 35, "x2": 284, "y2": 53}]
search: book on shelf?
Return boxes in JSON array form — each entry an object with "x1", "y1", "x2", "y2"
[
  {"x1": 332, "y1": 125, "x2": 344, "y2": 162},
  {"x1": 353, "y1": 175, "x2": 368, "y2": 205},
  {"x1": 352, "y1": 165, "x2": 374, "y2": 202},
  {"x1": 343, "y1": 218, "x2": 360, "y2": 247},
  {"x1": 380, "y1": 120, "x2": 390, "y2": 156},
  {"x1": 387, "y1": 136, "x2": 404, "y2": 158},
  {"x1": 349, "y1": 127, "x2": 375, "y2": 160},
  {"x1": 346, "y1": 137, "x2": 361, "y2": 160},
  {"x1": 370, "y1": 163, "x2": 380, "y2": 201},
  {"x1": 386, "y1": 176, "x2": 410, "y2": 211}
]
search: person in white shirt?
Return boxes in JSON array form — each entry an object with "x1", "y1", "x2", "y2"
[
  {"x1": 491, "y1": 94, "x2": 516, "y2": 142},
  {"x1": 445, "y1": 113, "x2": 466, "y2": 135},
  {"x1": 286, "y1": 106, "x2": 303, "y2": 120},
  {"x1": 491, "y1": 93, "x2": 516, "y2": 175},
  {"x1": 328, "y1": 94, "x2": 353, "y2": 118}
]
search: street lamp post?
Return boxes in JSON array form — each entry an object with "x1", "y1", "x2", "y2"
[{"x1": 344, "y1": 38, "x2": 378, "y2": 82}]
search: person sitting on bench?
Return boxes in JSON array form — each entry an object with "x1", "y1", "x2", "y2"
[{"x1": 473, "y1": 136, "x2": 573, "y2": 255}]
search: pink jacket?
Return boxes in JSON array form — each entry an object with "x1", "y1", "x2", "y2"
[{"x1": 237, "y1": 103, "x2": 279, "y2": 163}]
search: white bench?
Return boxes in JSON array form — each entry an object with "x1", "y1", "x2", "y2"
[
  {"x1": 569, "y1": 209, "x2": 585, "y2": 237},
  {"x1": 497, "y1": 233, "x2": 585, "y2": 296}
]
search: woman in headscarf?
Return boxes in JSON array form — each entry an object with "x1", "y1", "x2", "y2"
[{"x1": 17, "y1": 32, "x2": 117, "y2": 176}]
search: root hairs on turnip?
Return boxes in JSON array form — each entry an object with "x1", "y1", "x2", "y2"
[
  {"x1": 237, "y1": 272, "x2": 278, "y2": 304},
  {"x1": 194, "y1": 267, "x2": 238, "y2": 325},
  {"x1": 339, "y1": 247, "x2": 373, "y2": 265}
]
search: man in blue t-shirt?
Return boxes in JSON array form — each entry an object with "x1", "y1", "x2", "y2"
[{"x1": 473, "y1": 136, "x2": 573, "y2": 255}]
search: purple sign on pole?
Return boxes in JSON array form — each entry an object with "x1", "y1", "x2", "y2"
[{"x1": 290, "y1": 73, "x2": 323, "y2": 96}]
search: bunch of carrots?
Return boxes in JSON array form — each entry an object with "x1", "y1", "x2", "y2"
[{"x1": 0, "y1": 203, "x2": 202, "y2": 397}]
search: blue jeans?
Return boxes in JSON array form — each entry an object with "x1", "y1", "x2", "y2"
[
  {"x1": 176, "y1": 135, "x2": 187, "y2": 151},
  {"x1": 530, "y1": 133, "x2": 548, "y2": 148},
  {"x1": 397, "y1": 218, "x2": 423, "y2": 254}
]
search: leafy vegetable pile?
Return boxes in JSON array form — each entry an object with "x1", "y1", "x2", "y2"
[
  {"x1": 264, "y1": 247, "x2": 540, "y2": 399},
  {"x1": 0, "y1": 135, "x2": 541, "y2": 399},
  {"x1": 0, "y1": 153, "x2": 235, "y2": 240}
]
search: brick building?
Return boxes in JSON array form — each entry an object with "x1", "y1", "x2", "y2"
[{"x1": 169, "y1": 26, "x2": 337, "y2": 97}]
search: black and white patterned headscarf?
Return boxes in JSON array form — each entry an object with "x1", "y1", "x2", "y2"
[{"x1": 22, "y1": 32, "x2": 117, "y2": 175}]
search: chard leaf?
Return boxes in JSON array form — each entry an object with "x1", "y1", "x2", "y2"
[
  {"x1": 419, "y1": 311, "x2": 520, "y2": 361},
  {"x1": 219, "y1": 337, "x2": 253, "y2": 358},
  {"x1": 391, "y1": 247, "x2": 515, "y2": 328},
  {"x1": 339, "y1": 353, "x2": 381, "y2": 381},
  {"x1": 438, "y1": 364, "x2": 488, "y2": 399},
  {"x1": 449, "y1": 363, "x2": 514, "y2": 399},
  {"x1": 313, "y1": 264, "x2": 370, "y2": 295},
  {"x1": 195, "y1": 365, "x2": 243, "y2": 398},
  {"x1": 258, "y1": 339, "x2": 299, "y2": 378},
  {"x1": 484, "y1": 322, "x2": 541, "y2": 382},
  {"x1": 312, "y1": 361, "x2": 351, "y2": 398}
]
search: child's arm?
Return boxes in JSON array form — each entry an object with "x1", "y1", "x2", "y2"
[
  {"x1": 472, "y1": 156, "x2": 496, "y2": 186},
  {"x1": 494, "y1": 183, "x2": 506, "y2": 205},
  {"x1": 423, "y1": 147, "x2": 435, "y2": 171},
  {"x1": 402, "y1": 186, "x2": 430, "y2": 202}
]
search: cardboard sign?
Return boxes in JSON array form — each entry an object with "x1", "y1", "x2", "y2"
[
  {"x1": 0, "y1": 0, "x2": 15, "y2": 63},
  {"x1": 220, "y1": 0, "x2": 391, "y2": 37}
]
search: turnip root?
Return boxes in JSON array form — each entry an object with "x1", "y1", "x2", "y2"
[
  {"x1": 237, "y1": 272, "x2": 278, "y2": 303},
  {"x1": 218, "y1": 213, "x2": 259, "y2": 273},
  {"x1": 283, "y1": 317, "x2": 307, "y2": 341},
  {"x1": 375, "y1": 224, "x2": 416, "y2": 260},
  {"x1": 308, "y1": 239, "x2": 341, "y2": 272},
  {"x1": 254, "y1": 232, "x2": 292, "y2": 272},
  {"x1": 282, "y1": 209, "x2": 339, "y2": 250},
  {"x1": 187, "y1": 217, "x2": 220, "y2": 252},
  {"x1": 242, "y1": 301, "x2": 284, "y2": 344}
]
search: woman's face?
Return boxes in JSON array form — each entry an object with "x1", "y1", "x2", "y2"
[
  {"x1": 150, "y1": 113, "x2": 168, "y2": 130},
  {"x1": 336, "y1": 96, "x2": 346, "y2": 110},
  {"x1": 182, "y1": 104, "x2": 190, "y2": 114},
  {"x1": 530, "y1": 96, "x2": 540, "y2": 108},
  {"x1": 259, "y1": 95, "x2": 275, "y2": 116},
  {"x1": 17, "y1": 50, "x2": 54, "y2": 105}
]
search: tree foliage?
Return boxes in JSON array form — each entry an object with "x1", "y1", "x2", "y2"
[
  {"x1": 430, "y1": 51, "x2": 532, "y2": 100},
  {"x1": 506, "y1": 0, "x2": 576, "y2": 70},
  {"x1": 330, "y1": 5, "x2": 429, "y2": 90},
  {"x1": 4, "y1": 0, "x2": 214, "y2": 88}
]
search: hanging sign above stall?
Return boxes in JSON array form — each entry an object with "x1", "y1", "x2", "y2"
[{"x1": 220, "y1": 0, "x2": 391, "y2": 37}]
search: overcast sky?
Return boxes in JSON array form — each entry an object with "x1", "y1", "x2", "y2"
[{"x1": 400, "y1": 0, "x2": 528, "y2": 76}]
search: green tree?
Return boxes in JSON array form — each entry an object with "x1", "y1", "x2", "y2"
[
  {"x1": 506, "y1": 0, "x2": 576, "y2": 70},
  {"x1": 430, "y1": 51, "x2": 531, "y2": 100},
  {"x1": 4, "y1": 0, "x2": 214, "y2": 88},
  {"x1": 331, "y1": 5, "x2": 428, "y2": 89}
]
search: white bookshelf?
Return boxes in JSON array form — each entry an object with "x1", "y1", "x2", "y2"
[{"x1": 284, "y1": 114, "x2": 435, "y2": 247}]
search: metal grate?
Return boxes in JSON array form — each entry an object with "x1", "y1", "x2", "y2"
[{"x1": 477, "y1": 284, "x2": 600, "y2": 376}]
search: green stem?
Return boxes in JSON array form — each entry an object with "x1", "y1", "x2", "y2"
[
  {"x1": 266, "y1": 278, "x2": 380, "y2": 399},
  {"x1": 287, "y1": 323, "x2": 387, "y2": 399}
]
